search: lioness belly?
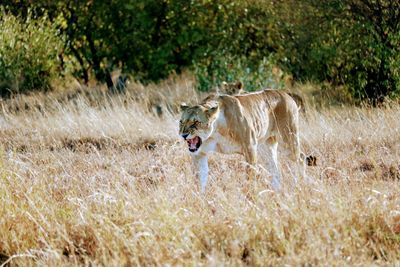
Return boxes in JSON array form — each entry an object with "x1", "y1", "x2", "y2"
[{"x1": 214, "y1": 133, "x2": 242, "y2": 154}]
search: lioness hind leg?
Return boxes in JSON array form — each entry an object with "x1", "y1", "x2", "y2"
[
  {"x1": 277, "y1": 110, "x2": 305, "y2": 183},
  {"x1": 287, "y1": 129, "x2": 304, "y2": 183},
  {"x1": 266, "y1": 136, "x2": 281, "y2": 191}
]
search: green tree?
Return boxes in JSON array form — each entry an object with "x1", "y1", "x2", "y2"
[
  {"x1": 0, "y1": 9, "x2": 63, "y2": 95},
  {"x1": 275, "y1": 0, "x2": 400, "y2": 103},
  {"x1": 339, "y1": 0, "x2": 400, "y2": 102},
  {"x1": 2, "y1": 0, "x2": 399, "y2": 103}
]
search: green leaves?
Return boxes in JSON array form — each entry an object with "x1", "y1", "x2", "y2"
[
  {"x1": 194, "y1": 54, "x2": 282, "y2": 92},
  {"x1": 0, "y1": 9, "x2": 63, "y2": 96},
  {"x1": 272, "y1": 0, "x2": 400, "y2": 103},
  {"x1": 1, "y1": 0, "x2": 399, "y2": 103}
]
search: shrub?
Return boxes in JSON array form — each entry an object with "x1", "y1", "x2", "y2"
[
  {"x1": 276, "y1": 0, "x2": 400, "y2": 104},
  {"x1": 194, "y1": 54, "x2": 283, "y2": 92},
  {"x1": 0, "y1": 10, "x2": 63, "y2": 96}
]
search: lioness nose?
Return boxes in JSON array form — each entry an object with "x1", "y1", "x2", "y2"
[{"x1": 181, "y1": 133, "x2": 189, "y2": 140}]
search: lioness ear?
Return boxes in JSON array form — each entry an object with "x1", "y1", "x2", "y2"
[
  {"x1": 205, "y1": 106, "x2": 219, "y2": 118},
  {"x1": 180, "y1": 103, "x2": 189, "y2": 111},
  {"x1": 236, "y1": 81, "x2": 243, "y2": 90},
  {"x1": 221, "y1": 81, "x2": 227, "y2": 87}
]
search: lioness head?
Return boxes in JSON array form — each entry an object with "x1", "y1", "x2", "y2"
[
  {"x1": 179, "y1": 103, "x2": 219, "y2": 153},
  {"x1": 220, "y1": 81, "x2": 244, "y2": 95}
]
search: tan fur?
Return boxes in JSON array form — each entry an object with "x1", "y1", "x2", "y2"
[
  {"x1": 220, "y1": 81, "x2": 306, "y2": 114},
  {"x1": 179, "y1": 89, "x2": 304, "y2": 192},
  {"x1": 287, "y1": 92, "x2": 306, "y2": 114}
]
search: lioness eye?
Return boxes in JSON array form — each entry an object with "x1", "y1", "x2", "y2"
[{"x1": 190, "y1": 121, "x2": 199, "y2": 128}]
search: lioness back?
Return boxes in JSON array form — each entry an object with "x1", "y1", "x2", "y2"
[{"x1": 218, "y1": 81, "x2": 306, "y2": 114}]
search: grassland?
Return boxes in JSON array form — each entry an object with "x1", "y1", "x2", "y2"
[{"x1": 0, "y1": 77, "x2": 399, "y2": 266}]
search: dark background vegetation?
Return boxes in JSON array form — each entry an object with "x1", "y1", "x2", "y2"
[{"x1": 0, "y1": 0, "x2": 399, "y2": 103}]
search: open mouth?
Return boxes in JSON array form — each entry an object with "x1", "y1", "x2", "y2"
[{"x1": 187, "y1": 136, "x2": 202, "y2": 152}]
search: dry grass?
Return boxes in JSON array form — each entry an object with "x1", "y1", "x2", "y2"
[{"x1": 0, "y1": 77, "x2": 399, "y2": 266}]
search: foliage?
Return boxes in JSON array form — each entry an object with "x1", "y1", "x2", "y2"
[
  {"x1": 275, "y1": 0, "x2": 400, "y2": 103},
  {"x1": 338, "y1": 0, "x2": 400, "y2": 102},
  {"x1": 190, "y1": 0, "x2": 282, "y2": 91},
  {"x1": 2, "y1": 0, "x2": 278, "y2": 89},
  {"x1": 1, "y1": 0, "x2": 400, "y2": 102},
  {"x1": 195, "y1": 55, "x2": 282, "y2": 92},
  {"x1": 0, "y1": 10, "x2": 63, "y2": 96}
]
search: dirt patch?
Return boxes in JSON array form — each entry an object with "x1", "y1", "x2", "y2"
[
  {"x1": 359, "y1": 160, "x2": 376, "y2": 172},
  {"x1": 357, "y1": 159, "x2": 400, "y2": 180},
  {"x1": 60, "y1": 137, "x2": 167, "y2": 153},
  {"x1": 393, "y1": 215, "x2": 400, "y2": 234},
  {"x1": 0, "y1": 253, "x2": 9, "y2": 265},
  {"x1": 63, "y1": 224, "x2": 99, "y2": 260},
  {"x1": 0, "y1": 132, "x2": 171, "y2": 154},
  {"x1": 61, "y1": 137, "x2": 116, "y2": 152},
  {"x1": 381, "y1": 163, "x2": 400, "y2": 180}
]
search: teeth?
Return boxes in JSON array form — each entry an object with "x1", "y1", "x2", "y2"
[{"x1": 187, "y1": 137, "x2": 199, "y2": 150}]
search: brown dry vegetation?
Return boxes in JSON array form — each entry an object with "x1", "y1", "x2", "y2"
[{"x1": 0, "y1": 76, "x2": 399, "y2": 266}]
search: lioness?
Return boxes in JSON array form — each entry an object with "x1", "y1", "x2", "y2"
[{"x1": 179, "y1": 90, "x2": 304, "y2": 192}]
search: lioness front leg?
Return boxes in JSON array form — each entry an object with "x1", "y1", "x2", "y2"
[
  {"x1": 192, "y1": 154, "x2": 209, "y2": 193},
  {"x1": 244, "y1": 145, "x2": 258, "y2": 181}
]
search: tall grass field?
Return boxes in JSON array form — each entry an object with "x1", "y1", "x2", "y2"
[{"x1": 0, "y1": 77, "x2": 399, "y2": 266}]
